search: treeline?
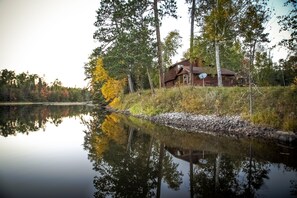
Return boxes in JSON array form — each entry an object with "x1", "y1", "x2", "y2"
[{"x1": 0, "y1": 69, "x2": 90, "y2": 102}]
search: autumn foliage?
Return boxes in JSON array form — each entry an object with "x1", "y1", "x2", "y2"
[
  {"x1": 0, "y1": 69, "x2": 89, "y2": 102},
  {"x1": 93, "y1": 58, "x2": 126, "y2": 107},
  {"x1": 93, "y1": 58, "x2": 109, "y2": 82}
]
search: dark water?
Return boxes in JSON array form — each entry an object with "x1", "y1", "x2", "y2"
[{"x1": 0, "y1": 105, "x2": 296, "y2": 198}]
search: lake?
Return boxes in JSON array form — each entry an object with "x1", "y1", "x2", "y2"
[{"x1": 0, "y1": 105, "x2": 296, "y2": 198}]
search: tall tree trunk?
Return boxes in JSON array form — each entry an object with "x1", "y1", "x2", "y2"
[
  {"x1": 153, "y1": 0, "x2": 164, "y2": 88},
  {"x1": 214, "y1": 0, "x2": 223, "y2": 87},
  {"x1": 126, "y1": 127, "x2": 134, "y2": 152},
  {"x1": 157, "y1": 142, "x2": 164, "y2": 198},
  {"x1": 127, "y1": 73, "x2": 135, "y2": 93},
  {"x1": 248, "y1": 142, "x2": 253, "y2": 197},
  {"x1": 215, "y1": 40, "x2": 223, "y2": 86},
  {"x1": 144, "y1": 136, "x2": 154, "y2": 197},
  {"x1": 249, "y1": 41, "x2": 256, "y2": 116},
  {"x1": 190, "y1": 0, "x2": 196, "y2": 86},
  {"x1": 147, "y1": 66, "x2": 155, "y2": 95},
  {"x1": 214, "y1": 153, "x2": 221, "y2": 196},
  {"x1": 249, "y1": 66, "x2": 253, "y2": 116},
  {"x1": 189, "y1": 149, "x2": 194, "y2": 198}
]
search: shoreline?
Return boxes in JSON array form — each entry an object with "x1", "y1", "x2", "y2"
[
  {"x1": 114, "y1": 86, "x2": 297, "y2": 137},
  {"x1": 148, "y1": 112, "x2": 297, "y2": 142},
  {"x1": 110, "y1": 108, "x2": 297, "y2": 143},
  {"x1": 0, "y1": 102, "x2": 92, "y2": 106}
]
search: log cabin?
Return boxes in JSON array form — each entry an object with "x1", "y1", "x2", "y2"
[{"x1": 164, "y1": 59, "x2": 237, "y2": 87}]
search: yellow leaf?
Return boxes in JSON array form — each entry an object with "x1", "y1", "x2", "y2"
[
  {"x1": 94, "y1": 58, "x2": 109, "y2": 83},
  {"x1": 101, "y1": 78, "x2": 126, "y2": 102}
]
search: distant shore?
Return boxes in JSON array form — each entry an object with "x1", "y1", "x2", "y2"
[{"x1": 0, "y1": 102, "x2": 93, "y2": 106}]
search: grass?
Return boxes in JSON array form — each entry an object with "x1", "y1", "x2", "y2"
[{"x1": 113, "y1": 85, "x2": 297, "y2": 132}]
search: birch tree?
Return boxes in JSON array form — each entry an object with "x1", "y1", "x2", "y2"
[
  {"x1": 238, "y1": 0, "x2": 270, "y2": 115},
  {"x1": 194, "y1": 0, "x2": 249, "y2": 86}
]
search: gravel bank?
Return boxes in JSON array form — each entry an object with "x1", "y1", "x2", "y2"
[{"x1": 143, "y1": 112, "x2": 297, "y2": 142}]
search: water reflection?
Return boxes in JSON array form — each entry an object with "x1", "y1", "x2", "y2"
[
  {"x1": 83, "y1": 112, "x2": 297, "y2": 197},
  {"x1": 0, "y1": 105, "x2": 92, "y2": 137},
  {"x1": 0, "y1": 105, "x2": 95, "y2": 198},
  {"x1": 83, "y1": 112, "x2": 183, "y2": 197}
]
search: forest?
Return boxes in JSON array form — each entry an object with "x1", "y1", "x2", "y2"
[
  {"x1": 0, "y1": 69, "x2": 90, "y2": 102},
  {"x1": 84, "y1": 0, "x2": 297, "y2": 105}
]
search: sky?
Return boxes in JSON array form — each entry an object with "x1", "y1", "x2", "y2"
[
  {"x1": 0, "y1": 0, "x2": 99, "y2": 88},
  {"x1": 0, "y1": 0, "x2": 293, "y2": 88}
]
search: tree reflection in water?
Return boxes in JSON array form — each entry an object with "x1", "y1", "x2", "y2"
[
  {"x1": 83, "y1": 112, "x2": 297, "y2": 198},
  {"x1": 83, "y1": 111, "x2": 183, "y2": 197},
  {"x1": 0, "y1": 105, "x2": 91, "y2": 137}
]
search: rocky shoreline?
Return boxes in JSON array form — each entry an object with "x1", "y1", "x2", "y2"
[
  {"x1": 106, "y1": 106, "x2": 297, "y2": 142},
  {"x1": 133, "y1": 112, "x2": 297, "y2": 142}
]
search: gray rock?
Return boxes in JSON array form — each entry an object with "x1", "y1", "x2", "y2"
[{"x1": 145, "y1": 112, "x2": 296, "y2": 142}]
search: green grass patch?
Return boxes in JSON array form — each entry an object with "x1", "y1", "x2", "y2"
[{"x1": 115, "y1": 86, "x2": 297, "y2": 132}]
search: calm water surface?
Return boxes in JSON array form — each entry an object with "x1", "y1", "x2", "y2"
[{"x1": 0, "y1": 105, "x2": 296, "y2": 198}]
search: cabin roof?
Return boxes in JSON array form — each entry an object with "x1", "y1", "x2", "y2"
[
  {"x1": 164, "y1": 59, "x2": 236, "y2": 83},
  {"x1": 181, "y1": 66, "x2": 236, "y2": 76},
  {"x1": 168, "y1": 59, "x2": 199, "y2": 68}
]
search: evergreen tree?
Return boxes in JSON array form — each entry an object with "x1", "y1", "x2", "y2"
[{"x1": 93, "y1": 0, "x2": 177, "y2": 89}]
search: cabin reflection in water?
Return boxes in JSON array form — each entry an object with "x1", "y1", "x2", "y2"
[
  {"x1": 164, "y1": 146, "x2": 264, "y2": 197},
  {"x1": 166, "y1": 148, "x2": 211, "y2": 165}
]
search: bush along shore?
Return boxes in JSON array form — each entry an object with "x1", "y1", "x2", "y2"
[{"x1": 111, "y1": 86, "x2": 297, "y2": 142}]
